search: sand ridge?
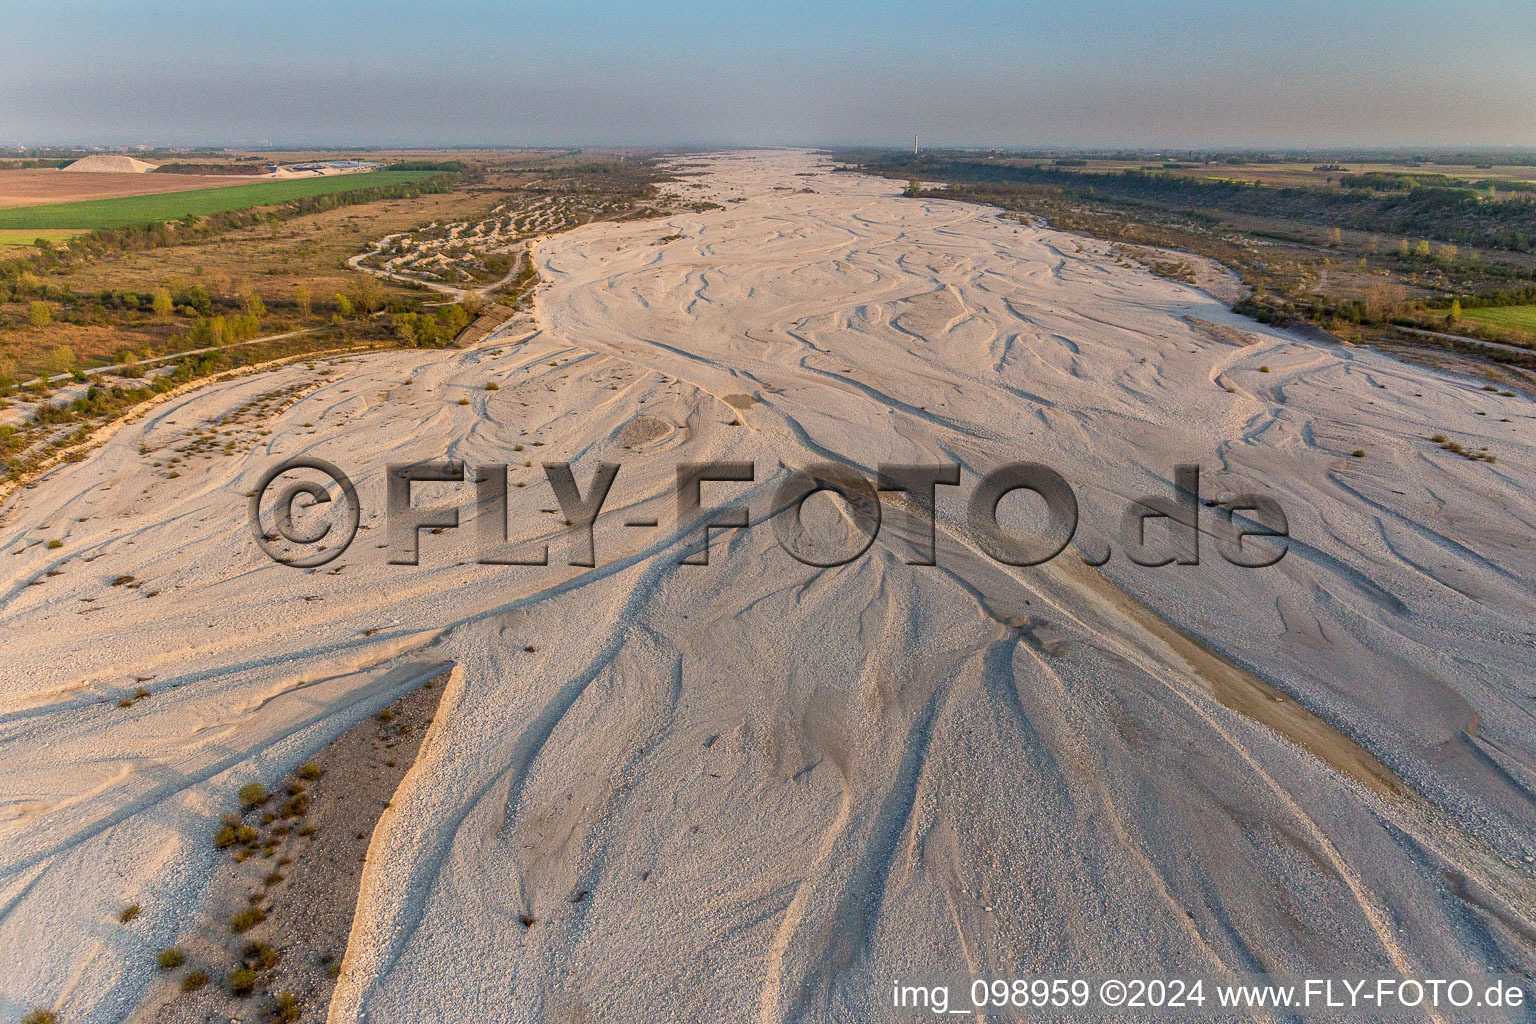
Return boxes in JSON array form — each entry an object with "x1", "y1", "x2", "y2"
[
  {"x1": 61, "y1": 155, "x2": 160, "y2": 174},
  {"x1": 1, "y1": 150, "x2": 1534, "y2": 1023}
]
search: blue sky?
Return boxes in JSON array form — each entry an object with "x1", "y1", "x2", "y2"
[{"x1": 5, "y1": 0, "x2": 1535, "y2": 148}]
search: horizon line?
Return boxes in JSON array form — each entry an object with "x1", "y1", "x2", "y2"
[{"x1": 8, "y1": 141, "x2": 1536, "y2": 155}]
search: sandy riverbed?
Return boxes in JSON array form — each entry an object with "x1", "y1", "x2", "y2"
[{"x1": 2, "y1": 150, "x2": 1534, "y2": 1023}]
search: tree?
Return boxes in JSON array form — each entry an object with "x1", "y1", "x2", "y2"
[
  {"x1": 294, "y1": 285, "x2": 311, "y2": 317},
  {"x1": 436, "y1": 304, "x2": 471, "y2": 336},
  {"x1": 184, "y1": 285, "x2": 213, "y2": 316},
  {"x1": 28, "y1": 301, "x2": 50, "y2": 327},
  {"x1": 1414, "y1": 239, "x2": 1432, "y2": 259},
  {"x1": 1448, "y1": 298, "x2": 1461, "y2": 324},
  {"x1": 903, "y1": 178, "x2": 922, "y2": 198},
  {"x1": 333, "y1": 293, "x2": 354, "y2": 318},
  {"x1": 243, "y1": 292, "x2": 265, "y2": 319},
  {"x1": 349, "y1": 277, "x2": 384, "y2": 316},
  {"x1": 152, "y1": 289, "x2": 173, "y2": 318},
  {"x1": 31, "y1": 238, "x2": 58, "y2": 270}
]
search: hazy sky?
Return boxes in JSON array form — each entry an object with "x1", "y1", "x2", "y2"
[{"x1": 5, "y1": 0, "x2": 1535, "y2": 149}]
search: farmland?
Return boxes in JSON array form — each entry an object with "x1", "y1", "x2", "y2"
[
  {"x1": 0, "y1": 169, "x2": 265, "y2": 209},
  {"x1": 1463, "y1": 304, "x2": 1536, "y2": 335},
  {"x1": 0, "y1": 229, "x2": 84, "y2": 250},
  {"x1": 0, "y1": 170, "x2": 437, "y2": 230}
]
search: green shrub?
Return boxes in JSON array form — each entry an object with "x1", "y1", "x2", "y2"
[
  {"x1": 238, "y1": 782, "x2": 267, "y2": 808},
  {"x1": 180, "y1": 969, "x2": 209, "y2": 991},
  {"x1": 228, "y1": 966, "x2": 257, "y2": 996}
]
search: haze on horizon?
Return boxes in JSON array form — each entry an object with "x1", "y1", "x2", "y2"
[{"x1": 4, "y1": 0, "x2": 1536, "y2": 150}]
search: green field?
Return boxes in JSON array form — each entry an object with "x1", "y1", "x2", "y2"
[
  {"x1": 0, "y1": 229, "x2": 86, "y2": 250},
  {"x1": 1463, "y1": 305, "x2": 1536, "y2": 334},
  {"x1": 0, "y1": 171, "x2": 436, "y2": 230}
]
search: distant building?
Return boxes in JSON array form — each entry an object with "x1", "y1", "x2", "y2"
[{"x1": 269, "y1": 159, "x2": 381, "y2": 178}]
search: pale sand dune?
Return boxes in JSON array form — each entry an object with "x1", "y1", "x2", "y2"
[
  {"x1": 60, "y1": 155, "x2": 159, "y2": 174},
  {"x1": 1, "y1": 150, "x2": 1534, "y2": 1022}
]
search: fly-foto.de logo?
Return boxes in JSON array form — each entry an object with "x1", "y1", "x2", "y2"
[{"x1": 249, "y1": 458, "x2": 1289, "y2": 571}]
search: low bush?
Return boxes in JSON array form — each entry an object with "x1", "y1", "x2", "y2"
[
  {"x1": 230, "y1": 906, "x2": 266, "y2": 933},
  {"x1": 244, "y1": 940, "x2": 280, "y2": 971},
  {"x1": 273, "y1": 991, "x2": 301, "y2": 1023},
  {"x1": 228, "y1": 966, "x2": 257, "y2": 996}
]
